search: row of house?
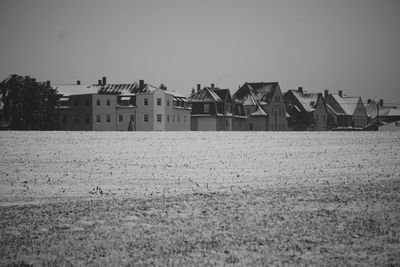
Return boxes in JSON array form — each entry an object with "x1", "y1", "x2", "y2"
[{"x1": 1, "y1": 75, "x2": 399, "y2": 131}]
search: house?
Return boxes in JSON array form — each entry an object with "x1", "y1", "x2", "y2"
[
  {"x1": 325, "y1": 90, "x2": 368, "y2": 130},
  {"x1": 379, "y1": 120, "x2": 400, "y2": 131},
  {"x1": 54, "y1": 78, "x2": 191, "y2": 131},
  {"x1": 364, "y1": 99, "x2": 400, "y2": 131},
  {"x1": 0, "y1": 98, "x2": 7, "y2": 130},
  {"x1": 284, "y1": 87, "x2": 328, "y2": 131},
  {"x1": 232, "y1": 82, "x2": 288, "y2": 131},
  {"x1": 188, "y1": 84, "x2": 233, "y2": 131}
]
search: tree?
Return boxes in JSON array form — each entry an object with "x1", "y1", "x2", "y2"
[{"x1": 0, "y1": 74, "x2": 60, "y2": 130}]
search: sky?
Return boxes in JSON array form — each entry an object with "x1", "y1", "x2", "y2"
[{"x1": 1, "y1": 0, "x2": 399, "y2": 104}]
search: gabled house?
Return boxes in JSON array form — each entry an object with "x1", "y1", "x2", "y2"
[
  {"x1": 325, "y1": 90, "x2": 368, "y2": 130},
  {"x1": 232, "y1": 82, "x2": 288, "y2": 131},
  {"x1": 55, "y1": 77, "x2": 191, "y2": 131},
  {"x1": 284, "y1": 87, "x2": 328, "y2": 131},
  {"x1": 188, "y1": 84, "x2": 233, "y2": 131},
  {"x1": 364, "y1": 99, "x2": 400, "y2": 131}
]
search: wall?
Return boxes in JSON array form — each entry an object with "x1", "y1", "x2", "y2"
[
  {"x1": 195, "y1": 116, "x2": 217, "y2": 131},
  {"x1": 58, "y1": 94, "x2": 94, "y2": 131},
  {"x1": 92, "y1": 94, "x2": 117, "y2": 131},
  {"x1": 116, "y1": 107, "x2": 136, "y2": 131},
  {"x1": 352, "y1": 99, "x2": 368, "y2": 129},
  {"x1": 153, "y1": 89, "x2": 166, "y2": 131},
  {"x1": 135, "y1": 93, "x2": 154, "y2": 131},
  {"x1": 313, "y1": 95, "x2": 328, "y2": 131},
  {"x1": 262, "y1": 87, "x2": 288, "y2": 131}
]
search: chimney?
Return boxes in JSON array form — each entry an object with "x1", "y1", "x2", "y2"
[
  {"x1": 298, "y1": 87, "x2": 303, "y2": 94},
  {"x1": 98, "y1": 79, "x2": 102, "y2": 85},
  {"x1": 102, "y1": 76, "x2": 106, "y2": 85},
  {"x1": 77, "y1": 80, "x2": 81, "y2": 85},
  {"x1": 211, "y1": 83, "x2": 215, "y2": 89},
  {"x1": 197, "y1": 84, "x2": 201, "y2": 92},
  {"x1": 367, "y1": 99, "x2": 372, "y2": 104},
  {"x1": 46, "y1": 80, "x2": 51, "y2": 86},
  {"x1": 338, "y1": 90, "x2": 343, "y2": 97},
  {"x1": 139, "y1": 79, "x2": 144, "y2": 90},
  {"x1": 380, "y1": 99, "x2": 384, "y2": 107},
  {"x1": 324, "y1": 89, "x2": 329, "y2": 98}
]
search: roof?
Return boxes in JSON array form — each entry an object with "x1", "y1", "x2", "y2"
[
  {"x1": 330, "y1": 94, "x2": 361, "y2": 116},
  {"x1": 251, "y1": 104, "x2": 268, "y2": 116},
  {"x1": 53, "y1": 82, "x2": 169, "y2": 97},
  {"x1": 52, "y1": 84, "x2": 99, "y2": 96},
  {"x1": 233, "y1": 82, "x2": 278, "y2": 105},
  {"x1": 288, "y1": 90, "x2": 321, "y2": 112},
  {"x1": 188, "y1": 87, "x2": 222, "y2": 102},
  {"x1": 213, "y1": 89, "x2": 232, "y2": 103},
  {"x1": 364, "y1": 101, "x2": 396, "y2": 118}
]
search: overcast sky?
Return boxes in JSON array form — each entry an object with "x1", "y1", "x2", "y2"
[{"x1": 1, "y1": 0, "x2": 399, "y2": 103}]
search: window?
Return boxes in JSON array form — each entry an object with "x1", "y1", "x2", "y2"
[
  {"x1": 84, "y1": 115, "x2": 90, "y2": 124},
  {"x1": 144, "y1": 114, "x2": 149, "y2": 122},
  {"x1": 119, "y1": 114, "x2": 123, "y2": 123},
  {"x1": 74, "y1": 99, "x2": 79, "y2": 107},
  {"x1": 62, "y1": 115, "x2": 68, "y2": 124},
  {"x1": 173, "y1": 115, "x2": 175, "y2": 122},
  {"x1": 106, "y1": 115, "x2": 111, "y2": 123},
  {"x1": 167, "y1": 115, "x2": 170, "y2": 123},
  {"x1": 178, "y1": 116, "x2": 180, "y2": 123},
  {"x1": 96, "y1": 115, "x2": 101, "y2": 123},
  {"x1": 315, "y1": 115, "x2": 318, "y2": 123},
  {"x1": 157, "y1": 98, "x2": 162, "y2": 106},
  {"x1": 157, "y1": 114, "x2": 162, "y2": 122},
  {"x1": 85, "y1": 98, "x2": 90, "y2": 107},
  {"x1": 130, "y1": 115, "x2": 134, "y2": 122},
  {"x1": 167, "y1": 100, "x2": 170, "y2": 106},
  {"x1": 204, "y1": 104, "x2": 210, "y2": 113},
  {"x1": 74, "y1": 115, "x2": 80, "y2": 124},
  {"x1": 225, "y1": 120, "x2": 228, "y2": 127},
  {"x1": 144, "y1": 98, "x2": 148, "y2": 106},
  {"x1": 96, "y1": 99, "x2": 100, "y2": 106},
  {"x1": 106, "y1": 99, "x2": 111, "y2": 107},
  {"x1": 184, "y1": 116, "x2": 186, "y2": 123},
  {"x1": 249, "y1": 123, "x2": 253, "y2": 131},
  {"x1": 246, "y1": 108, "x2": 251, "y2": 115}
]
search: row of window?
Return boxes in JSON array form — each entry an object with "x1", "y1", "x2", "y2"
[
  {"x1": 353, "y1": 118, "x2": 366, "y2": 126},
  {"x1": 62, "y1": 114, "x2": 134, "y2": 125},
  {"x1": 144, "y1": 114, "x2": 188, "y2": 123}
]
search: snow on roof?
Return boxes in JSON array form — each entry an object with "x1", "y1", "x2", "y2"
[
  {"x1": 364, "y1": 102, "x2": 392, "y2": 118},
  {"x1": 387, "y1": 108, "x2": 400, "y2": 116},
  {"x1": 233, "y1": 82, "x2": 279, "y2": 106},
  {"x1": 331, "y1": 94, "x2": 360, "y2": 116},
  {"x1": 250, "y1": 104, "x2": 268, "y2": 116},
  {"x1": 188, "y1": 87, "x2": 222, "y2": 102},
  {"x1": 289, "y1": 90, "x2": 320, "y2": 112},
  {"x1": 53, "y1": 84, "x2": 99, "y2": 96}
]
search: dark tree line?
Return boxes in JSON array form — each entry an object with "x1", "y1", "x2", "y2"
[{"x1": 0, "y1": 74, "x2": 60, "y2": 130}]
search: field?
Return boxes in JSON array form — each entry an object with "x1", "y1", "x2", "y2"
[{"x1": 0, "y1": 131, "x2": 399, "y2": 266}]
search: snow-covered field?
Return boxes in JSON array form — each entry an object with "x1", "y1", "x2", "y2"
[{"x1": 1, "y1": 131, "x2": 399, "y2": 265}]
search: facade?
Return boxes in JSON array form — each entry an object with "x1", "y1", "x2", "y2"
[
  {"x1": 325, "y1": 90, "x2": 368, "y2": 130},
  {"x1": 55, "y1": 79, "x2": 191, "y2": 131},
  {"x1": 0, "y1": 99, "x2": 7, "y2": 130},
  {"x1": 232, "y1": 82, "x2": 288, "y2": 131},
  {"x1": 188, "y1": 84, "x2": 233, "y2": 131},
  {"x1": 284, "y1": 88, "x2": 328, "y2": 131}
]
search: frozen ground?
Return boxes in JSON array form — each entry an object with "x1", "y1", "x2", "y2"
[{"x1": 0, "y1": 131, "x2": 399, "y2": 266}]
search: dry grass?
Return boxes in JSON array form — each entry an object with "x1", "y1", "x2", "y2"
[{"x1": 1, "y1": 180, "x2": 399, "y2": 266}]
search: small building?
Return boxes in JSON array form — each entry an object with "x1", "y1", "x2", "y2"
[
  {"x1": 379, "y1": 120, "x2": 400, "y2": 131},
  {"x1": 325, "y1": 90, "x2": 368, "y2": 130},
  {"x1": 364, "y1": 100, "x2": 400, "y2": 131},
  {"x1": 232, "y1": 82, "x2": 288, "y2": 131},
  {"x1": 54, "y1": 78, "x2": 191, "y2": 131},
  {"x1": 0, "y1": 98, "x2": 7, "y2": 130},
  {"x1": 188, "y1": 84, "x2": 233, "y2": 131},
  {"x1": 284, "y1": 87, "x2": 328, "y2": 131}
]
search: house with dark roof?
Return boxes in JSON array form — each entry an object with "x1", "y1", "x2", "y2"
[
  {"x1": 54, "y1": 77, "x2": 191, "y2": 131},
  {"x1": 284, "y1": 87, "x2": 328, "y2": 131},
  {"x1": 188, "y1": 84, "x2": 234, "y2": 131},
  {"x1": 232, "y1": 82, "x2": 288, "y2": 131},
  {"x1": 325, "y1": 90, "x2": 368, "y2": 130}
]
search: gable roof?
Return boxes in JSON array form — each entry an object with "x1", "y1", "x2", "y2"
[
  {"x1": 213, "y1": 89, "x2": 232, "y2": 103},
  {"x1": 52, "y1": 84, "x2": 99, "y2": 96},
  {"x1": 288, "y1": 90, "x2": 322, "y2": 113},
  {"x1": 188, "y1": 87, "x2": 222, "y2": 102},
  {"x1": 233, "y1": 82, "x2": 279, "y2": 106},
  {"x1": 329, "y1": 94, "x2": 362, "y2": 116},
  {"x1": 364, "y1": 101, "x2": 394, "y2": 118}
]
